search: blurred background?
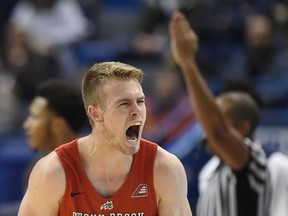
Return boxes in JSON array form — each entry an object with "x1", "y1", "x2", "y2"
[{"x1": 1, "y1": 0, "x2": 288, "y2": 215}]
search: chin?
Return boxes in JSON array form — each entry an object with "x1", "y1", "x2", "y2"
[{"x1": 125, "y1": 143, "x2": 140, "y2": 155}]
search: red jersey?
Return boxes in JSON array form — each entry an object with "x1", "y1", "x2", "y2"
[{"x1": 55, "y1": 139, "x2": 158, "y2": 216}]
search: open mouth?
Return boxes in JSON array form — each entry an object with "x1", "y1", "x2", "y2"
[{"x1": 126, "y1": 123, "x2": 140, "y2": 142}]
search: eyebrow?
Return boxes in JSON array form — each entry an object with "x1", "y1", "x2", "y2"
[{"x1": 115, "y1": 95, "x2": 145, "y2": 103}]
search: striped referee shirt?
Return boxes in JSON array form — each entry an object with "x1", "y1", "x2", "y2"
[{"x1": 197, "y1": 138, "x2": 270, "y2": 216}]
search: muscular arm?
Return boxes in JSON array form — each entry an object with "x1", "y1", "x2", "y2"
[
  {"x1": 18, "y1": 152, "x2": 65, "y2": 216},
  {"x1": 155, "y1": 147, "x2": 192, "y2": 216},
  {"x1": 169, "y1": 11, "x2": 249, "y2": 170}
]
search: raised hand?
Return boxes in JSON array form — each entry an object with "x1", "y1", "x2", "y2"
[{"x1": 169, "y1": 11, "x2": 198, "y2": 69}]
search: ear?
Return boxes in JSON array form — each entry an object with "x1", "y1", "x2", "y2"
[
  {"x1": 237, "y1": 120, "x2": 252, "y2": 137},
  {"x1": 87, "y1": 105, "x2": 103, "y2": 122},
  {"x1": 51, "y1": 117, "x2": 66, "y2": 134}
]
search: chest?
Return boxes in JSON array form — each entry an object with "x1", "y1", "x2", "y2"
[
  {"x1": 58, "y1": 142, "x2": 158, "y2": 215},
  {"x1": 85, "y1": 168, "x2": 129, "y2": 198}
]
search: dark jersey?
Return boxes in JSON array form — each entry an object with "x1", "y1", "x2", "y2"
[{"x1": 197, "y1": 138, "x2": 270, "y2": 216}]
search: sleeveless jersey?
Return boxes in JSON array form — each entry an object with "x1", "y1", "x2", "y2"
[{"x1": 55, "y1": 139, "x2": 158, "y2": 216}]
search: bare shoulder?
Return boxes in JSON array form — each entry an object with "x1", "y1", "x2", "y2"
[
  {"x1": 18, "y1": 151, "x2": 65, "y2": 216},
  {"x1": 153, "y1": 146, "x2": 192, "y2": 215},
  {"x1": 154, "y1": 146, "x2": 187, "y2": 193},
  {"x1": 154, "y1": 146, "x2": 185, "y2": 174},
  {"x1": 31, "y1": 151, "x2": 65, "y2": 183},
  {"x1": 28, "y1": 151, "x2": 66, "y2": 198}
]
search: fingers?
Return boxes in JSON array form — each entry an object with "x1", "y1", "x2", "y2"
[
  {"x1": 169, "y1": 11, "x2": 182, "y2": 34},
  {"x1": 169, "y1": 11, "x2": 192, "y2": 38},
  {"x1": 171, "y1": 11, "x2": 199, "y2": 43},
  {"x1": 175, "y1": 11, "x2": 191, "y2": 32},
  {"x1": 169, "y1": 10, "x2": 199, "y2": 66}
]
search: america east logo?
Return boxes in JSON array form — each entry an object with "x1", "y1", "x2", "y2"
[{"x1": 131, "y1": 184, "x2": 148, "y2": 198}]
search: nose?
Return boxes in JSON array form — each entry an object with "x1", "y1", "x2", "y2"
[
  {"x1": 131, "y1": 101, "x2": 142, "y2": 116},
  {"x1": 23, "y1": 117, "x2": 30, "y2": 131}
]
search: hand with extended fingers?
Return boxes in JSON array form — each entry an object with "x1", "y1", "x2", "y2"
[{"x1": 169, "y1": 11, "x2": 199, "y2": 70}]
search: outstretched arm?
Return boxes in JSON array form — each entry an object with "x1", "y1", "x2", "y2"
[{"x1": 169, "y1": 11, "x2": 249, "y2": 170}]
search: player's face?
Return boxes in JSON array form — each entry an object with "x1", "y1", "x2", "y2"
[
  {"x1": 101, "y1": 77, "x2": 146, "y2": 155},
  {"x1": 23, "y1": 97, "x2": 56, "y2": 152}
]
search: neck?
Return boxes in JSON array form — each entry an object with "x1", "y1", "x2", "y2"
[{"x1": 78, "y1": 134, "x2": 133, "y2": 170}]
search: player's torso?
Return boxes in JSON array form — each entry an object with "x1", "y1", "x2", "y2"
[{"x1": 56, "y1": 139, "x2": 158, "y2": 216}]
